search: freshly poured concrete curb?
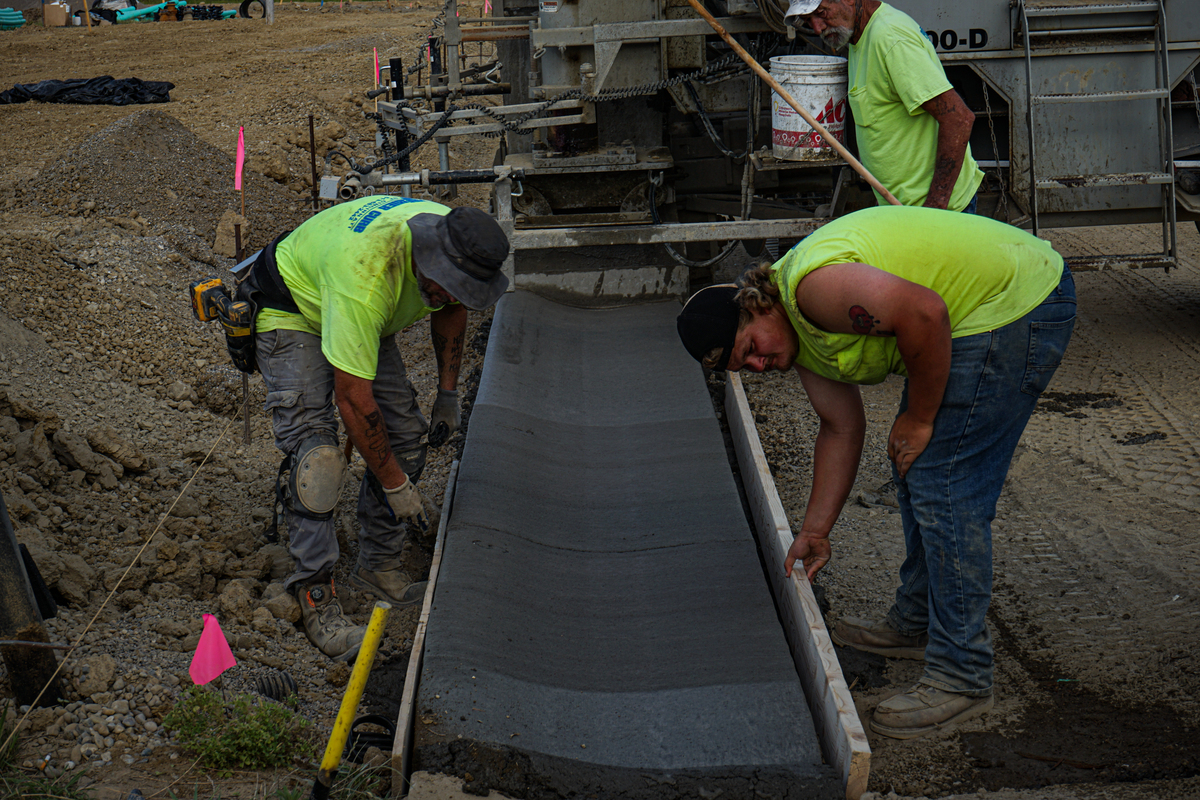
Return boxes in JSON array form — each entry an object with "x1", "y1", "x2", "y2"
[{"x1": 414, "y1": 292, "x2": 840, "y2": 799}]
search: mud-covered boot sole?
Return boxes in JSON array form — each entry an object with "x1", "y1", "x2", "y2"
[
  {"x1": 869, "y1": 694, "x2": 994, "y2": 740},
  {"x1": 332, "y1": 639, "x2": 363, "y2": 663},
  {"x1": 348, "y1": 570, "x2": 426, "y2": 608},
  {"x1": 830, "y1": 627, "x2": 927, "y2": 660}
]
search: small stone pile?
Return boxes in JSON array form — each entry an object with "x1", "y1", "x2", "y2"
[
  {"x1": 34, "y1": 108, "x2": 310, "y2": 255},
  {"x1": 12, "y1": 660, "x2": 176, "y2": 777}
]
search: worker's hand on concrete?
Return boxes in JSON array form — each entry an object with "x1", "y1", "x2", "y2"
[
  {"x1": 384, "y1": 478, "x2": 429, "y2": 531},
  {"x1": 785, "y1": 530, "x2": 831, "y2": 582},
  {"x1": 887, "y1": 412, "x2": 933, "y2": 479},
  {"x1": 429, "y1": 388, "x2": 460, "y2": 446}
]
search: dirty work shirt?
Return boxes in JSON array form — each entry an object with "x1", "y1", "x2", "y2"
[
  {"x1": 773, "y1": 205, "x2": 1063, "y2": 384},
  {"x1": 848, "y1": 2, "x2": 983, "y2": 209},
  {"x1": 256, "y1": 196, "x2": 450, "y2": 380}
]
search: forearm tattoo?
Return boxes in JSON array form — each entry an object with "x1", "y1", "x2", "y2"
[
  {"x1": 363, "y1": 409, "x2": 391, "y2": 465},
  {"x1": 925, "y1": 94, "x2": 965, "y2": 207},
  {"x1": 433, "y1": 329, "x2": 464, "y2": 380}
]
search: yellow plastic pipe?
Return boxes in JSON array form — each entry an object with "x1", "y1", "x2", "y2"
[
  {"x1": 310, "y1": 601, "x2": 392, "y2": 800},
  {"x1": 684, "y1": 0, "x2": 901, "y2": 206}
]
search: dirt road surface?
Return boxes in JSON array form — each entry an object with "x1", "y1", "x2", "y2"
[{"x1": 0, "y1": 5, "x2": 1198, "y2": 800}]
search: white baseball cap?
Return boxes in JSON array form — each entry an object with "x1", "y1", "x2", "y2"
[{"x1": 784, "y1": 0, "x2": 821, "y2": 21}]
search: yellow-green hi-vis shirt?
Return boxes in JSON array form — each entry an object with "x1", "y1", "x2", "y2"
[
  {"x1": 256, "y1": 196, "x2": 452, "y2": 380},
  {"x1": 773, "y1": 206, "x2": 1064, "y2": 385},
  {"x1": 847, "y1": 2, "x2": 984, "y2": 210}
]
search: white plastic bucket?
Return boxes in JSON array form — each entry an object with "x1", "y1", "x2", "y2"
[{"x1": 769, "y1": 55, "x2": 849, "y2": 161}]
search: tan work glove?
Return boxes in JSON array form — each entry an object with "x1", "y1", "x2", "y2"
[{"x1": 384, "y1": 479, "x2": 429, "y2": 531}]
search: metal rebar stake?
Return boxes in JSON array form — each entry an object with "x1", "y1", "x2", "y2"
[
  {"x1": 309, "y1": 114, "x2": 320, "y2": 212},
  {"x1": 243, "y1": 374, "x2": 251, "y2": 445},
  {"x1": 234, "y1": 223, "x2": 251, "y2": 445}
]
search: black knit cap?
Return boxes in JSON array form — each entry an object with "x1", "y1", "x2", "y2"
[
  {"x1": 408, "y1": 208, "x2": 510, "y2": 310},
  {"x1": 676, "y1": 285, "x2": 740, "y2": 371}
]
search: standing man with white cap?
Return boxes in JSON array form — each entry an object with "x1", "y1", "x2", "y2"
[
  {"x1": 785, "y1": 0, "x2": 982, "y2": 212},
  {"x1": 239, "y1": 196, "x2": 510, "y2": 662}
]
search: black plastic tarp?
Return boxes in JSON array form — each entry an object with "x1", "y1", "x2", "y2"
[{"x1": 0, "y1": 76, "x2": 174, "y2": 105}]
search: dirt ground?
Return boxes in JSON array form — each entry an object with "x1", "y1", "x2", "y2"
[{"x1": 0, "y1": 4, "x2": 1198, "y2": 800}]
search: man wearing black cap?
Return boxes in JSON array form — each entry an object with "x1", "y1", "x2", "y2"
[
  {"x1": 676, "y1": 206, "x2": 1075, "y2": 738},
  {"x1": 244, "y1": 195, "x2": 509, "y2": 661}
]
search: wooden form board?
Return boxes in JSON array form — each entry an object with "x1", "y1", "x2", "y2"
[
  {"x1": 724, "y1": 373, "x2": 871, "y2": 800},
  {"x1": 391, "y1": 461, "x2": 460, "y2": 799}
]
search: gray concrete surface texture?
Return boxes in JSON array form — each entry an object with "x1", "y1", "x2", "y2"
[{"x1": 414, "y1": 292, "x2": 842, "y2": 799}]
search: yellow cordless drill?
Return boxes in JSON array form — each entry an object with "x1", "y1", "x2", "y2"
[{"x1": 189, "y1": 277, "x2": 257, "y2": 373}]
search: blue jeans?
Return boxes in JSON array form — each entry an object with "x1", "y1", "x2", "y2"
[
  {"x1": 256, "y1": 329, "x2": 429, "y2": 590},
  {"x1": 962, "y1": 194, "x2": 979, "y2": 215},
  {"x1": 884, "y1": 266, "x2": 1076, "y2": 696}
]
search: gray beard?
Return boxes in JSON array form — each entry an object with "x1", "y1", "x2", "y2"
[{"x1": 822, "y1": 25, "x2": 853, "y2": 51}]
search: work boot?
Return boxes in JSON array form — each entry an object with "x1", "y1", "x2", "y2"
[
  {"x1": 296, "y1": 580, "x2": 366, "y2": 663},
  {"x1": 349, "y1": 565, "x2": 427, "y2": 607},
  {"x1": 831, "y1": 616, "x2": 927, "y2": 660},
  {"x1": 870, "y1": 685, "x2": 995, "y2": 740}
]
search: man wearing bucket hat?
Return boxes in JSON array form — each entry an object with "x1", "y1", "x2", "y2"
[
  {"x1": 676, "y1": 205, "x2": 1076, "y2": 738},
  {"x1": 243, "y1": 196, "x2": 509, "y2": 661},
  {"x1": 785, "y1": 0, "x2": 982, "y2": 212}
]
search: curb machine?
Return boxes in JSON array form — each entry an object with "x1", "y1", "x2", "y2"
[
  {"x1": 913, "y1": 0, "x2": 1200, "y2": 269},
  {"x1": 343, "y1": 0, "x2": 839, "y2": 304},
  {"x1": 340, "y1": 0, "x2": 1200, "y2": 304}
]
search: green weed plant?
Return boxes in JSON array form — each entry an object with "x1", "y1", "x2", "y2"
[{"x1": 164, "y1": 686, "x2": 315, "y2": 771}]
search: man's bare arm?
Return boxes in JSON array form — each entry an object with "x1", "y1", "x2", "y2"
[
  {"x1": 796, "y1": 262, "x2": 952, "y2": 476},
  {"x1": 430, "y1": 304, "x2": 467, "y2": 392},
  {"x1": 334, "y1": 368, "x2": 407, "y2": 489},
  {"x1": 921, "y1": 88, "x2": 975, "y2": 210}
]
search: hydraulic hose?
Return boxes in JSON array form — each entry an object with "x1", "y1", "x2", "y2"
[{"x1": 360, "y1": 34, "x2": 781, "y2": 176}]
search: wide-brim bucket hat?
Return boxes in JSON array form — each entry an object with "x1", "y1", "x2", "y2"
[{"x1": 408, "y1": 207, "x2": 510, "y2": 310}]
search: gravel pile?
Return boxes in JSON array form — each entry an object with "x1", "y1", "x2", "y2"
[{"x1": 34, "y1": 108, "x2": 311, "y2": 259}]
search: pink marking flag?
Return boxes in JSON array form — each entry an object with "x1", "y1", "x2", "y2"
[
  {"x1": 189, "y1": 613, "x2": 237, "y2": 685},
  {"x1": 234, "y1": 126, "x2": 245, "y2": 192},
  {"x1": 374, "y1": 47, "x2": 380, "y2": 86},
  {"x1": 483, "y1": 0, "x2": 491, "y2": 13}
]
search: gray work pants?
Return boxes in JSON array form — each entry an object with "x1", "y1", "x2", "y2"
[{"x1": 256, "y1": 329, "x2": 428, "y2": 591}]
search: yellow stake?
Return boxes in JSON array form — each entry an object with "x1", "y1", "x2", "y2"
[{"x1": 310, "y1": 601, "x2": 392, "y2": 800}]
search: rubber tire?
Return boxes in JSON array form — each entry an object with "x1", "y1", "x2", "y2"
[{"x1": 238, "y1": 0, "x2": 265, "y2": 18}]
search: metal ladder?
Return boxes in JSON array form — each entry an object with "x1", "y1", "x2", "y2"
[{"x1": 1018, "y1": 0, "x2": 1177, "y2": 269}]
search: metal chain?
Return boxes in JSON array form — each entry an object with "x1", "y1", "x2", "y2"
[
  {"x1": 358, "y1": 104, "x2": 457, "y2": 173},
  {"x1": 1190, "y1": 70, "x2": 1200, "y2": 133},
  {"x1": 982, "y1": 83, "x2": 1008, "y2": 222},
  {"x1": 428, "y1": 36, "x2": 779, "y2": 139},
  {"x1": 406, "y1": 7, "x2": 447, "y2": 77},
  {"x1": 370, "y1": 33, "x2": 778, "y2": 173}
]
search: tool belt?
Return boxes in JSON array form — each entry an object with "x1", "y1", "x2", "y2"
[
  {"x1": 229, "y1": 230, "x2": 295, "y2": 373},
  {"x1": 236, "y1": 229, "x2": 299, "y2": 314}
]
